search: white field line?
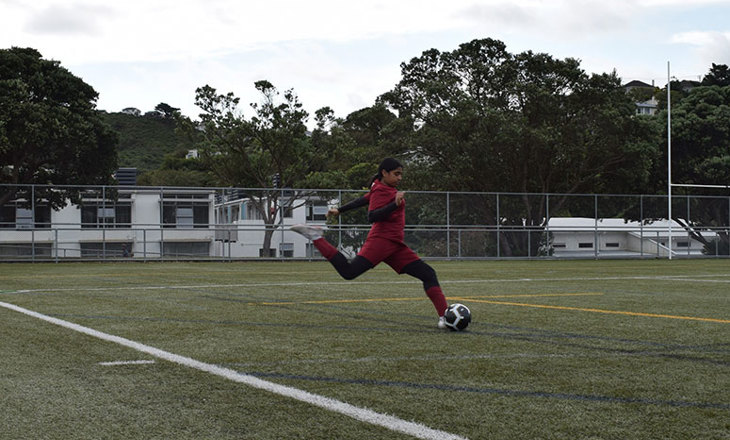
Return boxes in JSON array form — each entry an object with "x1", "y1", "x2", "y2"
[
  {"x1": 0, "y1": 300, "x2": 467, "y2": 440},
  {"x1": 98, "y1": 360, "x2": 156, "y2": 366},
  {"x1": 3, "y1": 273, "x2": 730, "y2": 295}
]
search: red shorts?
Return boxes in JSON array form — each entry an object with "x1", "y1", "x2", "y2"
[{"x1": 357, "y1": 237, "x2": 420, "y2": 273}]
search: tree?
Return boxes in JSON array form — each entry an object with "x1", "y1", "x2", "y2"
[
  {"x1": 121, "y1": 107, "x2": 141, "y2": 116},
  {"x1": 380, "y1": 38, "x2": 659, "y2": 256},
  {"x1": 302, "y1": 104, "x2": 403, "y2": 190},
  {"x1": 0, "y1": 47, "x2": 118, "y2": 209},
  {"x1": 154, "y1": 102, "x2": 180, "y2": 119},
  {"x1": 186, "y1": 81, "x2": 329, "y2": 256},
  {"x1": 101, "y1": 110, "x2": 196, "y2": 172},
  {"x1": 701, "y1": 63, "x2": 730, "y2": 87},
  {"x1": 651, "y1": 84, "x2": 730, "y2": 253},
  {"x1": 136, "y1": 149, "x2": 216, "y2": 187}
]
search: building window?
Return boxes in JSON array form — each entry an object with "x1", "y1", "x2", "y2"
[
  {"x1": 306, "y1": 204, "x2": 328, "y2": 221},
  {"x1": 553, "y1": 243, "x2": 566, "y2": 248},
  {"x1": 578, "y1": 242, "x2": 593, "y2": 248},
  {"x1": 15, "y1": 208, "x2": 34, "y2": 229},
  {"x1": 162, "y1": 241, "x2": 210, "y2": 257},
  {"x1": 80, "y1": 242, "x2": 133, "y2": 258},
  {"x1": 0, "y1": 205, "x2": 14, "y2": 228},
  {"x1": 177, "y1": 207, "x2": 194, "y2": 227},
  {"x1": 0, "y1": 205, "x2": 52, "y2": 229},
  {"x1": 163, "y1": 203, "x2": 209, "y2": 228},
  {"x1": 280, "y1": 242, "x2": 294, "y2": 257},
  {"x1": 605, "y1": 242, "x2": 620, "y2": 248},
  {"x1": 81, "y1": 204, "x2": 131, "y2": 228},
  {"x1": 244, "y1": 203, "x2": 265, "y2": 221},
  {"x1": 0, "y1": 242, "x2": 52, "y2": 258},
  {"x1": 676, "y1": 241, "x2": 690, "y2": 248}
]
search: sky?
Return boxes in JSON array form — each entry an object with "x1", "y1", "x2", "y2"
[{"x1": 2, "y1": 0, "x2": 730, "y2": 122}]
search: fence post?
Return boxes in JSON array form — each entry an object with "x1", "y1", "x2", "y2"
[
  {"x1": 545, "y1": 194, "x2": 550, "y2": 258},
  {"x1": 640, "y1": 195, "x2": 644, "y2": 257},
  {"x1": 159, "y1": 187, "x2": 164, "y2": 259},
  {"x1": 280, "y1": 187, "x2": 285, "y2": 258},
  {"x1": 102, "y1": 185, "x2": 106, "y2": 260},
  {"x1": 496, "y1": 193, "x2": 500, "y2": 259},
  {"x1": 338, "y1": 190, "x2": 342, "y2": 250},
  {"x1": 687, "y1": 195, "x2": 691, "y2": 257},
  {"x1": 594, "y1": 195, "x2": 598, "y2": 259},
  {"x1": 446, "y1": 191, "x2": 450, "y2": 259}
]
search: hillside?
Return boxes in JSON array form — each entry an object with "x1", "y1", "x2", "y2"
[{"x1": 100, "y1": 111, "x2": 196, "y2": 172}]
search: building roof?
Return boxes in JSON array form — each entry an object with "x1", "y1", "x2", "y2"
[{"x1": 623, "y1": 80, "x2": 653, "y2": 89}]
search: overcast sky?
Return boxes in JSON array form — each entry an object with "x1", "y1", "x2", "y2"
[{"x1": 2, "y1": 0, "x2": 730, "y2": 121}]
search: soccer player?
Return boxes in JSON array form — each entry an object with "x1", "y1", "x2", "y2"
[{"x1": 291, "y1": 158, "x2": 450, "y2": 328}]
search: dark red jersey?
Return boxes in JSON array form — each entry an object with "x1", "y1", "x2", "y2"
[{"x1": 366, "y1": 179, "x2": 405, "y2": 242}]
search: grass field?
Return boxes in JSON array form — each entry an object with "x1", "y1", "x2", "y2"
[{"x1": 1, "y1": 259, "x2": 728, "y2": 439}]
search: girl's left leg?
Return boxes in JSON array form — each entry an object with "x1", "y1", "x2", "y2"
[
  {"x1": 401, "y1": 259, "x2": 448, "y2": 316},
  {"x1": 312, "y1": 237, "x2": 374, "y2": 280}
]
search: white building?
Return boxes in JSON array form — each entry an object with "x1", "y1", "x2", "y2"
[
  {"x1": 547, "y1": 217, "x2": 713, "y2": 258},
  {"x1": 0, "y1": 187, "x2": 336, "y2": 260},
  {"x1": 0, "y1": 188, "x2": 217, "y2": 259},
  {"x1": 213, "y1": 193, "x2": 329, "y2": 258}
]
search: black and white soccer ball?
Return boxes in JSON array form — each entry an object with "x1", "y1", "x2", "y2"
[{"x1": 444, "y1": 303, "x2": 471, "y2": 331}]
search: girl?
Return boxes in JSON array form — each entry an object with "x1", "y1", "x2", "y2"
[{"x1": 291, "y1": 158, "x2": 450, "y2": 328}]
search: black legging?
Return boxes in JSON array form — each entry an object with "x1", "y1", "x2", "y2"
[
  {"x1": 329, "y1": 254, "x2": 440, "y2": 290},
  {"x1": 329, "y1": 254, "x2": 373, "y2": 280},
  {"x1": 401, "y1": 259, "x2": 440, "y2": 290}
]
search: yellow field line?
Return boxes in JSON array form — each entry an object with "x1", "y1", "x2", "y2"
[
  {"x1": 256, "y1": 297, "x2": 415, "y2": 306},
  {"x1": 460, "y1": 293, "x2": 604, "y2": 299},
  {"x1": 453, "y1": 298, "x2": 730, "y2": 324},
  {"x1": 252, "y1": 293, "x2": 601, "y2": 306}
]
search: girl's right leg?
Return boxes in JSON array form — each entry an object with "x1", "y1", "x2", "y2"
[
  {"x1": 290, "y1": 226, "x2": 376, "y2": 280},
  {"x1": 401, "y1": 259, "x2": 449, "y2": 317},
  {"x1": 312, "y1": 238, "x2": 374, "y2": 280}
]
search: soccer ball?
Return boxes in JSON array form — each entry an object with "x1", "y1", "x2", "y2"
[{"x1": 444, "y1": 303, "x2": 471, "y2": 331}]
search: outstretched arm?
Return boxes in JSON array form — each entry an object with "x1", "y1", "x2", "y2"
[{"x1": 327, "y1": 195, "x2": 368, "y2": 218}]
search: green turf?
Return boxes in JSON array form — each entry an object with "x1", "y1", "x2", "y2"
[{"x1": 0, "y1": 260, "x2": 728, "y2": 439}]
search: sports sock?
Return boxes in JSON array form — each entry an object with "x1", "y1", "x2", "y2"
[
  {"x1": 312, "y1": 237, "x2": 338, "y2": 260},
  {"x1": 425, "y1": 286, "x2": 448, "y2": 316}
]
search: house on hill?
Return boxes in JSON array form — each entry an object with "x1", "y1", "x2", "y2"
[{"x1": 623, "y1": 80, "x2": 658, "y2": 115}]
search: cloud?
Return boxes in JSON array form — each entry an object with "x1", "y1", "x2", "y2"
[
  {"x1": 453, "y1": 0, "x2": 637, "y2": 43},
  {"x1": 638, "y1": 0, "x2": 729, "y2": 6},
  {"x1": 671, "y1": 30, "x2": 730, "y2": 46},
  {"x1": 24, "y1": 3, "x2": 114, "y2": 36},
  {"x1": 671, "y1": 31, "x2": 730, "y2": 69},
  {"x1": 455, "y1": 2, "x2": 536, "y2": 27}
]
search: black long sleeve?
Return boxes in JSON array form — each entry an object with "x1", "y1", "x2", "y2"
[
  {"x1": 337, "y1": 196, "x2": 369, "y2": 214},
  {"x1": 367, "y1": 201, "x2": 398, "y2": 223}
]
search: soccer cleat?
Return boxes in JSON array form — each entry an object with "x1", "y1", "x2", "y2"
[
  {"x1": 437, "y1": 316, "x2": 447, "y2": 329},
  {"x1": 290, "y1": 224, "x2": 324, "y2": 240}
]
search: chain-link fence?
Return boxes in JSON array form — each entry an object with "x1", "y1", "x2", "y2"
[{"x1": 1, "y1": 184, "x2": 729, "y2": 261}]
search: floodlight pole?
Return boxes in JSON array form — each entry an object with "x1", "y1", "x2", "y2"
[{"x1": 667, "y1": 61, "x2": 673, "y2": 260}]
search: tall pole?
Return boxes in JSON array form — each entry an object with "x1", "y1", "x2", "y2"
[{"x1": 667, "y1": 61, "x2": 673, "y2": 260}]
